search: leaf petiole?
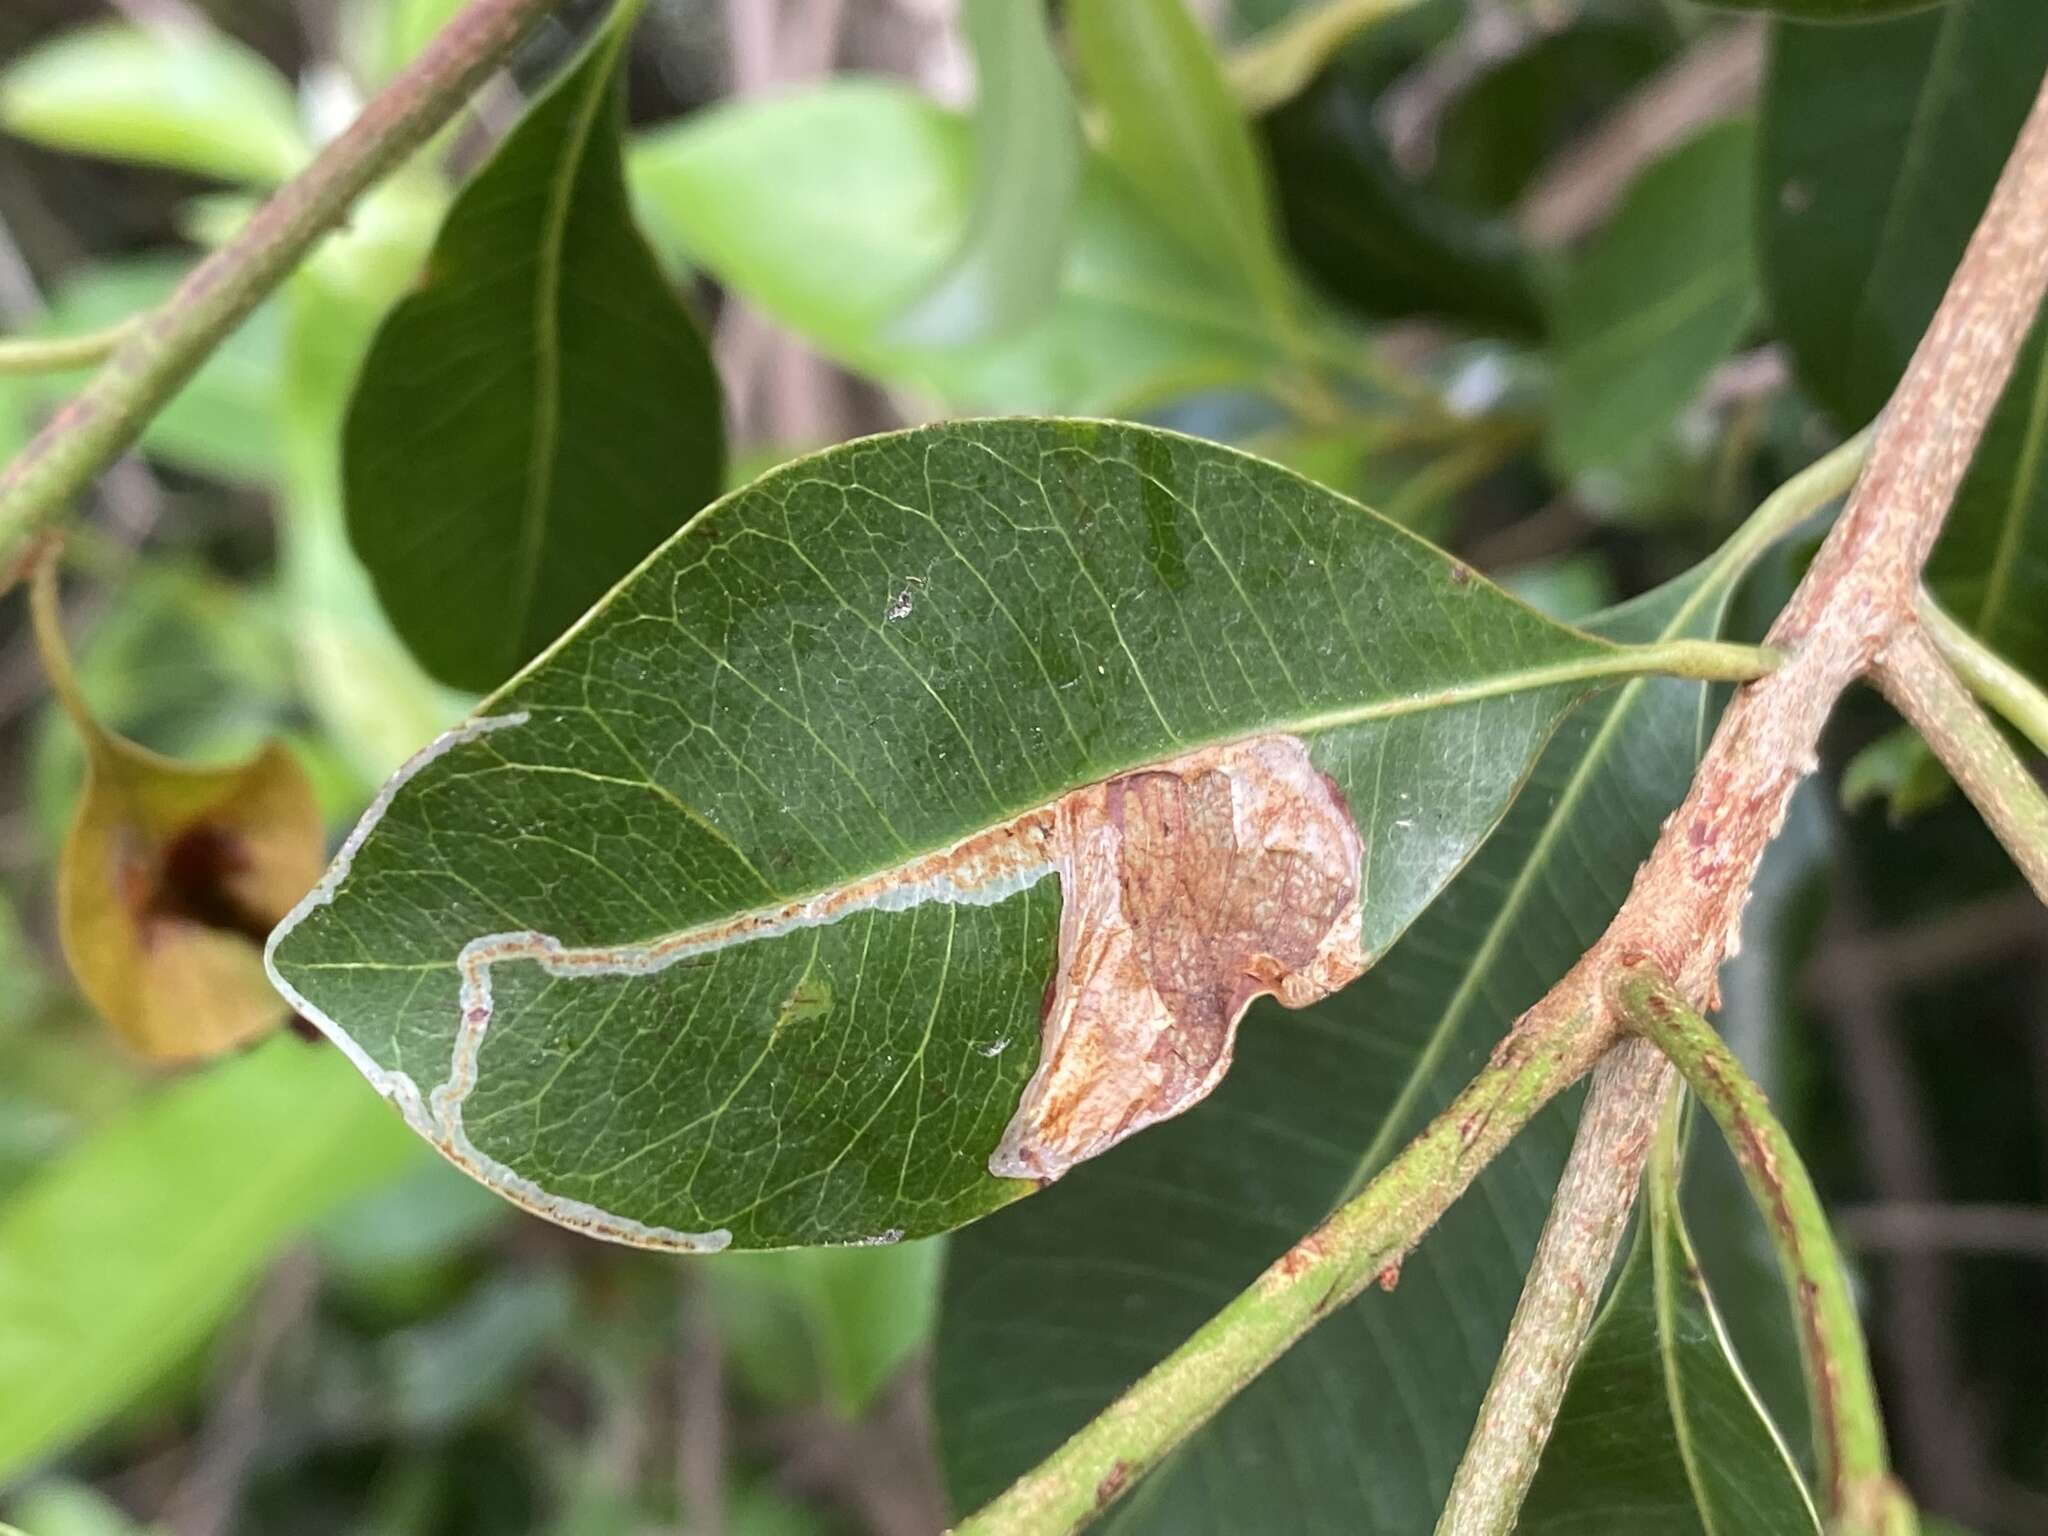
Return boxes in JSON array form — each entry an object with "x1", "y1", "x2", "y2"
[{"x1": 1610, "y1": 967, "x2": 1917, "y2": 1536}]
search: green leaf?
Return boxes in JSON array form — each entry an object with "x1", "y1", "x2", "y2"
[
  {"x1": 0, "y1": 1037, "x2": 417, "y2": 1482},
  {"x1": 1924, "y1": 312, "x2": 2048, "y2": 679},
  {"x1": 1549, "y1": 120, "x2": 1758, "y2": 479},
  {"x1": 890, "y1": 0, "x2": 1081, "y2": 345},
  {"x1": 1760, "y1": 0, "x2": 2048, "y2": 427},
  {"x1": 1520, "y1": 1121, "x2": 1819, "y2": 1534},
  {"x1": 344, "y1": 3, "x2": 724, "y2": 692},
  {"x1": 1703, "y1": 0, "x2": 1944, "y2": 18},
  {"x1": 628, "y1": 84, "x2": 1295, "y2": 413},
  {"x1": 0, "y1": 22, "x2": 309, "y2": 186},
  {"x1": 270, "y1": 418, "x2": 1655, "y2": 1252},
  {"x1": 1432, "y1": 16, "x2": 1674, "y2": 215},
  {"x1": 1764, "y1": 0, "x2": 2048, "y2": 680},
  {"x1": 1069, "y1": 0, "x2": 1297, "y2": 341},
  {"x1": 708, "y1": 1239, "x2": 942, "y2": 1417},
  {"x1": 1258, "y1": 31, "x2": 1544, "y2": 335},
  {"x1": 937, "y1": 549, "x2": 1752, "y2": 1527}
]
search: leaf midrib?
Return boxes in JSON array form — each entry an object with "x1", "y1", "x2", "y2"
[{"x1": 511, "y1": 19, "x2": 630, "y2": 659}]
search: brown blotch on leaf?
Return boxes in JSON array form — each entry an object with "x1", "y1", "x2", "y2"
[{"x1": 991, "y1": 734, "x2": 1365, "y2": 1181}]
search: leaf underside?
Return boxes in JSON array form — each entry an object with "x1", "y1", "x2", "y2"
[{"x1": 271, "y1": 419, "x2": 1615, "y2": 1251}]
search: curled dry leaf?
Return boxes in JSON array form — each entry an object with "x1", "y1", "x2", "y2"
[
  {"x1": 994, "y1": 735, "x2": 1365, "y2": 1181},
  {"x1": 35, "y1": 559, "x2": 323, "y2": 1062}
]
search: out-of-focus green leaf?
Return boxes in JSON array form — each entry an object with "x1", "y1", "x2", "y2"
[
  {"x1": 1432, "y1": 17, "x2": 1672, "y2": 215},
  {"x1": 937, "y1": 557, "x2": 1755, "y2": 1528},
  {"x1": 278, "y1": 185, "x2": 470, "y2": 791},
  {"x1": 1259, "y1": 16, "x2": 1544, "y2": 336},
  {"x1": 1763, "y1": 0, "x2": 2048, "y2": 679},
  {"x1": 629, "y1": 83, "x2": 1296, "y2": 413},
  {"x1": 383, "y1": 1270, "x2": 576, "y2": 1432},
  {"x1": 271, "y1": 418, "x2": 1631, "y2": 1251},
  {"x1": 1925, "y1": 315, "x2": 2048, "y2": 679},
  {"x1": 2, "y1": 1482, "x2": 152, "y2": 1536},
  {"x1": 892, "y1": 0, "x2": 1080, "y2": 345},
  {"x1": 1070, "y1": 0, "x2": 1296, "y2": 342},
  {"x1": 0, "y1": 1037, "x2": 418, "y2": 1482},
  {"x1": 1520, "y1": 1112, "x2": 1818, "y2": 1534},
  {"x1": 709, "y1": 1240, "x2": 942, "y2": 1418},
  {"x1": 1760, "y1": 0, "x2": 2048, "y2": 427},
  {"x1": 345, "y1": 1, "x2": 723, "y2": 692},
  {"x1": 1, "y1": 258, "x2": 280, "y2": 482},
  {"x1": 1549, "y1": 120, "x2": 1757, "y2": 479},
  {"x1": 1840, "y1": 724, "x2": 1953, "y2": 824},
  {"x1": 0, "y1": 22, "x2": 309, "y2": 185},
  {"x1": 1706, "y1": 0, "x2": 1944, "y2": 17},
  {"x1": 342, "y1": 0, "x2": 469, "y2": 87}
]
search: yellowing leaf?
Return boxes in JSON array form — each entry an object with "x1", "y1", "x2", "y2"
[{"x1": 35, "y1": 558, "x2": 322, "y2": 1061}]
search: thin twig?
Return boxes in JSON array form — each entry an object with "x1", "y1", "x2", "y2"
[
  {"x1": 0, "y1": 318, "x2": 138, "y2": 376},
  {"x1": 1434, "y1": 1039, "x2": 1675, "y2": 1536},
  {"x1": 1612, "y1": 969, "x2": 1911, "y2": 1536},
  {"x1": 1875, "y1": 625, "x2": 2048, "y2": 903},
  {"x1": 1918, "y1": 589, "x2": 2048, "y2": 758},
  {"x1": 1815, "y1": 868, "x2": 1995, "y2": 1523},
  {"x1": 1837, "y1": 1202, "x2": 2048, "y2": 1260},
  {"x1": 1518, "y1": 24, "x2": 1764, "y2": 249},
  {"x1": 0, "y1": 0, "x2": 562, "y2": 575}
]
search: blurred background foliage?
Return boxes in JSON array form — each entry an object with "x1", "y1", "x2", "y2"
[{"x1": 0, "y1": 0, "x2": 2042, "y2": 1533}]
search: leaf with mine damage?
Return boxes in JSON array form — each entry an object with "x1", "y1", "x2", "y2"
[
  {"x1": 937, "y1": 524, "x2": 1789, "y2": 1524},
  {"x1": 269, "y1": 419, "x2": 1704, "y2": 1251}
]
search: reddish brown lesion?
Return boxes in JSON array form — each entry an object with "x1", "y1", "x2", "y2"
[{"x1": 991, "y1": 734, "x2": 1366, "y2": 1181}]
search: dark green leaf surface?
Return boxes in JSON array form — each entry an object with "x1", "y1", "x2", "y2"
[
  {"x1": 938, "y1": 554, "x2": 1745, "y2": 1527},
  {"x1": 1924, "y1": 312, "x2": 2048, "y2": 681},
  {"x1": 271, "y1": 419, "x2": 1626, "y2": 1252},
  {"x1": 0, "y1": 1038, "x2": 418, "y2": 1482},
  {"x1": 1760, "y1": 0, "x2": 2048, "y2": 427},
  {"x1": 1764, "y1": 0, "x2": 2048, "y2": 678},
  {"x1": 891, "y1": 0, "x2": 1081, "y2": 345},
  {"x1": 1705, "y1": 0, "x2": 1942, "y2": 18},
  {"x1": 1549, "y1": 120, "x2": 1758, "y2": 478},
  {"x1": 344, "y1": 3, "x2": 724, "y2": 691},
  {"x1": 1262, "y1": 71, "x2": 1542, "y2": 335},
  {"x1": 1071, "y1": 0, "x2": 1296, "y2": 340},
  {"x1": 1520, "y1": 1137, "x2": 1818, "y2": 1534},
  {"x1": 627, "y1": 84, "x2": 1297, "y2": 414}
]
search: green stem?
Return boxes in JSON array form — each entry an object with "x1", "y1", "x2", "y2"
[
  {"x1": 1611, "y1": 968, "x2": 1916, "y2": 1536},
  {"x1": 0, "y1": 319, "x2": 136, "y2": 376},
  {"x1": 1622, "y1": 638, "x2": 1777, "y2": 684},
  {"x1": 953, "y1": 1002, "x2": 1601, "y2": 1536},
  {"x1": 1227, "y1": 0, "x2": 1428, "y2": 114},
  {"x1": 1877, "y1": 625, "x2": 2048, "y2": 905},
  {"x1": 1917, "y1": 589, "x2": 2048, "y2": 759},
  {"x1": 1707, "y1": 427, "x2": 1873, "y2": 583},
  {"x1": 0, "y1": 0, "x2": 560, "y2": 574},
  {"x1": 1434, "y1": 1039, "x2": 1675, "y2": 1536}
]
